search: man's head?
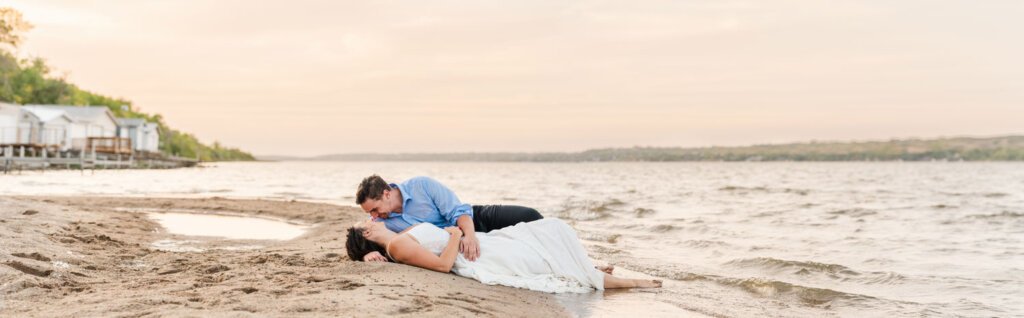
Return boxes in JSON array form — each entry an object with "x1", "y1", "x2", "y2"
[{"x1": 355, "y1": 174, "x2": 403, "y2": 219}]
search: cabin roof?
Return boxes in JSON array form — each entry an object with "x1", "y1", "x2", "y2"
[
  {"x1": 23, "y1": 105, "x2": 118, "y2": 124},
  {"x1": 21, "y1": 107, "x2": 72, "y2": 123}
]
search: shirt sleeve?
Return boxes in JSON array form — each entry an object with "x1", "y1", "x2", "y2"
[{"x1": 419, "y1": 177, "x2": 473, "y2": 226}]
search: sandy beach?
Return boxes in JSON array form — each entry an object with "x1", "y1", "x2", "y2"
[{"x1": 0, "y1": 196, "x2": 567, "y2": 317}]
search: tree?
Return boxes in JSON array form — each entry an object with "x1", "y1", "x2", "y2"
[{"x1": 0, "y1": 7, "x2": 32, "y2": 50}]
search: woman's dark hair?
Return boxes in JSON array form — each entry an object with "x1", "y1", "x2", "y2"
[
  {"x1": 356, "y1": 174, "x2": 391, "y2": 204},
  {"x1": 345, "y1": 227, "x2": 391, "y2": 262}
]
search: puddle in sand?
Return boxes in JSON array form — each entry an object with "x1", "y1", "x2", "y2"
[{"x1": 148, "y1": 212, "x2": 308, "y2": 240}]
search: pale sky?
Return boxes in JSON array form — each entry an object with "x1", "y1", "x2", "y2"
[{"x1": 6, "y1": 0, "x2": 1023, "y2": 156}]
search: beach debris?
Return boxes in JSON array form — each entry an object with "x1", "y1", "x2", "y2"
[
  {"x1": 204, "y1": 265, "x2": 230, "y2": 274},
  {"x1": 331, "y1": 279, "x2": 364, "y2": 290},
  {"x1": 22, "y1": 209, "x2": 39, "y2": 215},
  {"x1": 305, "y1": 276, "x2": 328, "y2": 283},
  {"x1": 11, "y1": 252, "x2": 51, "y2": 262},
  {"x1": 51, "y1": 261, "x2": 71, "y2": 269},
  {"x1": 157, "y1": 268, "x2": 185, "y2": 275},
  {"x1": 239, "y1": 287, "x2": 258, "y2": 294},
  {"x1": 4, "y1": 260, "x2": 54, "y2": 277}
]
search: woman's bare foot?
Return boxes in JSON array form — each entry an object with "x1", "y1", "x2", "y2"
[
  {"x1": 634, "y1": 279, "x2": 662, "y2": 288},
  {"x1": 596, "y1": 265, "x2": 615, "y2": 274}
]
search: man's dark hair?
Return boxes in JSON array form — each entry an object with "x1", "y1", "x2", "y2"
[
  {"x1": 356, "y1": 174, "x2": 390, "y2": 204},
  {"x1": 345, "y1": 227, "x2": 390, "y2": 262}
]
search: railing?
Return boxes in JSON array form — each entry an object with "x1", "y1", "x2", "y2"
[{"x1": 86, "y1": 137, "x2": 132, "y2": 154}]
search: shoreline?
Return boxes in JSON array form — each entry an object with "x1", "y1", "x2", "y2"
[{"x1": 0, "y1": 195, "x2": 567, "y2": 317}]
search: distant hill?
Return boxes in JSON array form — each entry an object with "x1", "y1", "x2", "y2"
[{"x1": 265, "y1": 136, "x2": 1024, "y2": 162}]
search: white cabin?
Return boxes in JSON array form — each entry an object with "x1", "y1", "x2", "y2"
[
  {"x1": 0, "y1": 103, "x2": 21, "y2": 144},
  {"x1": 117, "y1": 118, "x2": 161, "y2": 153},
  {"x1": 23, "y1": 105, "x2": 119, "y2": 150},
  {"x1": 19, "y1": 107, "x2": 73, "y2": 148},
  {"x1": 0, "y1": 103, "x2": 72, "y2": 146}
]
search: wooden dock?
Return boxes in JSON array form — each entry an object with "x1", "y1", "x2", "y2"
[{"x1": 1, "y1": 144, "x2": 197, "y2": 174}]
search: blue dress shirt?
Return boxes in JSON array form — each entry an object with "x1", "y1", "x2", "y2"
[{"x1": 375, "y1": 176, "x2": 474, "y2": 233}]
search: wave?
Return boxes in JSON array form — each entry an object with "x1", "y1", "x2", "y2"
[
  {"x1": 555, "y1": 198, "x2": 628, "y2": 221},
  {"x1": 751, "y1": 210, "x2": 787, "y2": 218},
  {"x1": 633, "y1": 207, "x2": 656, "y2": 218},
  {"x1": 717, "y1": 277, "x2": 864, "y2": 305},
  {"x1": 965, "y1": 211, "x2": 1024, "y2": 219},
  {"x1": 724, "y1": 257, "x2": 906, "y2": 285},
  {"x1": 578, "y1": 232, "x2": 622, "y2": 243},
  {"x1": 718, "y1": 186, "x2": 810, "y2": 196},
  {"x1": 719, "y1": 185, "x2": 770, "y2": 192},
  {"x1": 826, "y1": 208, "x2": 877, "y2": 217},
  {"x1": 726, "y1": 257, "x2": 859, "y2": 276},
  {"x1": 650, "y1": 224, "x2": 678, "y2": 233},
  {"x1": 939, "y1": 191, "x2": 1010, "y2": 198},
  {"x1": 680, "y1": 240, "x2": 731, "y2": 248},
  {"x1": 619, "y1": 262, "x2": 879, "y2": 306}
]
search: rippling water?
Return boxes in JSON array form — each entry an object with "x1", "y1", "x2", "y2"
[{"x1": 2, "y1": 162, "x2": 1021, "y2": 317}]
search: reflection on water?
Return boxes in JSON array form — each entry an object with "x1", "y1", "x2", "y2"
[{"x1": 147, "y1": 212, "x2": 308, "y2": 240}]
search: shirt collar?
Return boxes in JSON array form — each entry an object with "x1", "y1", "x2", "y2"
[{"x1": 390, "y1": 182, "x2": 412, "y2": 212}]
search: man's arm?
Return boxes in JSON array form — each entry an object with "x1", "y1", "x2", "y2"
[
  {"x1": 418, "y1": 177, "x2": 480, "y2": 261},
  {"x1": 455, "y1": 214, "x2": 480, "y2": 261}
]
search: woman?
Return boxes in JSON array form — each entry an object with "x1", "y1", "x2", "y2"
[{"x1": 346, "y1": 218, "x2": 661, "y2": 293}]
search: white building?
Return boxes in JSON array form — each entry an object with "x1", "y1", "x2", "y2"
[
  {"x1": 1, "y1": 103, "x2": 74, "y2": 147},
  {"x1": 117, "y1": 118, "x2": 161, "y2": 153},
  {"x1": 23, "y1": 105, "x2": 119, "y2": 150},
  {"x1": 19, "y1": 107, "x2": 73, "y2": 149},
  {"x1": 0, "y1": 103, "x2": 21, "y2": 144}
]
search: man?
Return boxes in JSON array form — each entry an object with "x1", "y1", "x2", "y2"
[{"x1": 355, "y1": 174, "x2": 543, "y2": 262}]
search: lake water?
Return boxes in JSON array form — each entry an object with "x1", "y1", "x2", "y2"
[
  {"x1": 1, "y1": 161, "x2": 1021, "y2": 317},
  {"x1": 147, "y1": 212, "x2": 309, "y2": 240}
]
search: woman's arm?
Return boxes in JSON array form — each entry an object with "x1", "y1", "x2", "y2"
[
  {"x1": 363, "y1": 224, "x2": 426, "y2": 262},
  {"x1": 388, "y1": 227, "x2": 463, "y2": 273}
]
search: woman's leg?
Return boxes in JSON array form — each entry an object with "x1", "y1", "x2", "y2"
[
  {"x1": 603, "y1": 273, "x2": 662, "y2": 289},
  {"x1": 472, "y1": 205, "x2": 544, "y2": 233}
]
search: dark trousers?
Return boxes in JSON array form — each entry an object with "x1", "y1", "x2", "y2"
[{"x1": 471, "y1": 205, "x2": 544, "y2": 233}]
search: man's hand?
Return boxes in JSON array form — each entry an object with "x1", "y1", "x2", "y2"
[
  {"x1": 362, "y1": 251, "x2": 387, "y2": 262},
  {"x1": 460, "y1": 233, "x2": 480, "y2": 261}
]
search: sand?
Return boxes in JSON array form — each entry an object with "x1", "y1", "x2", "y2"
[{"x1": 0, "y1": 196, "x2": 567, "y2": 317}]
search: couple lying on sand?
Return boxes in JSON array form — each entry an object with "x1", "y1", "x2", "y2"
[{"x1": 345, "y1": 175, "x2": 662, "y2": 293}]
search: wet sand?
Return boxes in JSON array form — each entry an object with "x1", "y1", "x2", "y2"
[{"x1": 0, "y1": 196, "x2": 567, "y2": 317}]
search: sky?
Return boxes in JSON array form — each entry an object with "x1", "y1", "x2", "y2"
[{"x1": 5, "y1": 0, "x2": 1023, "y2": 156}]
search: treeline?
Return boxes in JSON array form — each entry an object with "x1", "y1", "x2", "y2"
[
  {"x1": 0, "y1": 8, "x2": 253, "y2": 161},
  {"x1": 299, "y1": 136, "x2": 1024, "y2": 162}
]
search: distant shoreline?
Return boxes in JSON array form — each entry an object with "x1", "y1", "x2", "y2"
[{"x1": 260, "y1": 135, "x2": 1024, "y2": 162}]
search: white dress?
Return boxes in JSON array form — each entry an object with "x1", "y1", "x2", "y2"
[{"x1": 404, "y1": 219, "x2": 605, "y2": 293}]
